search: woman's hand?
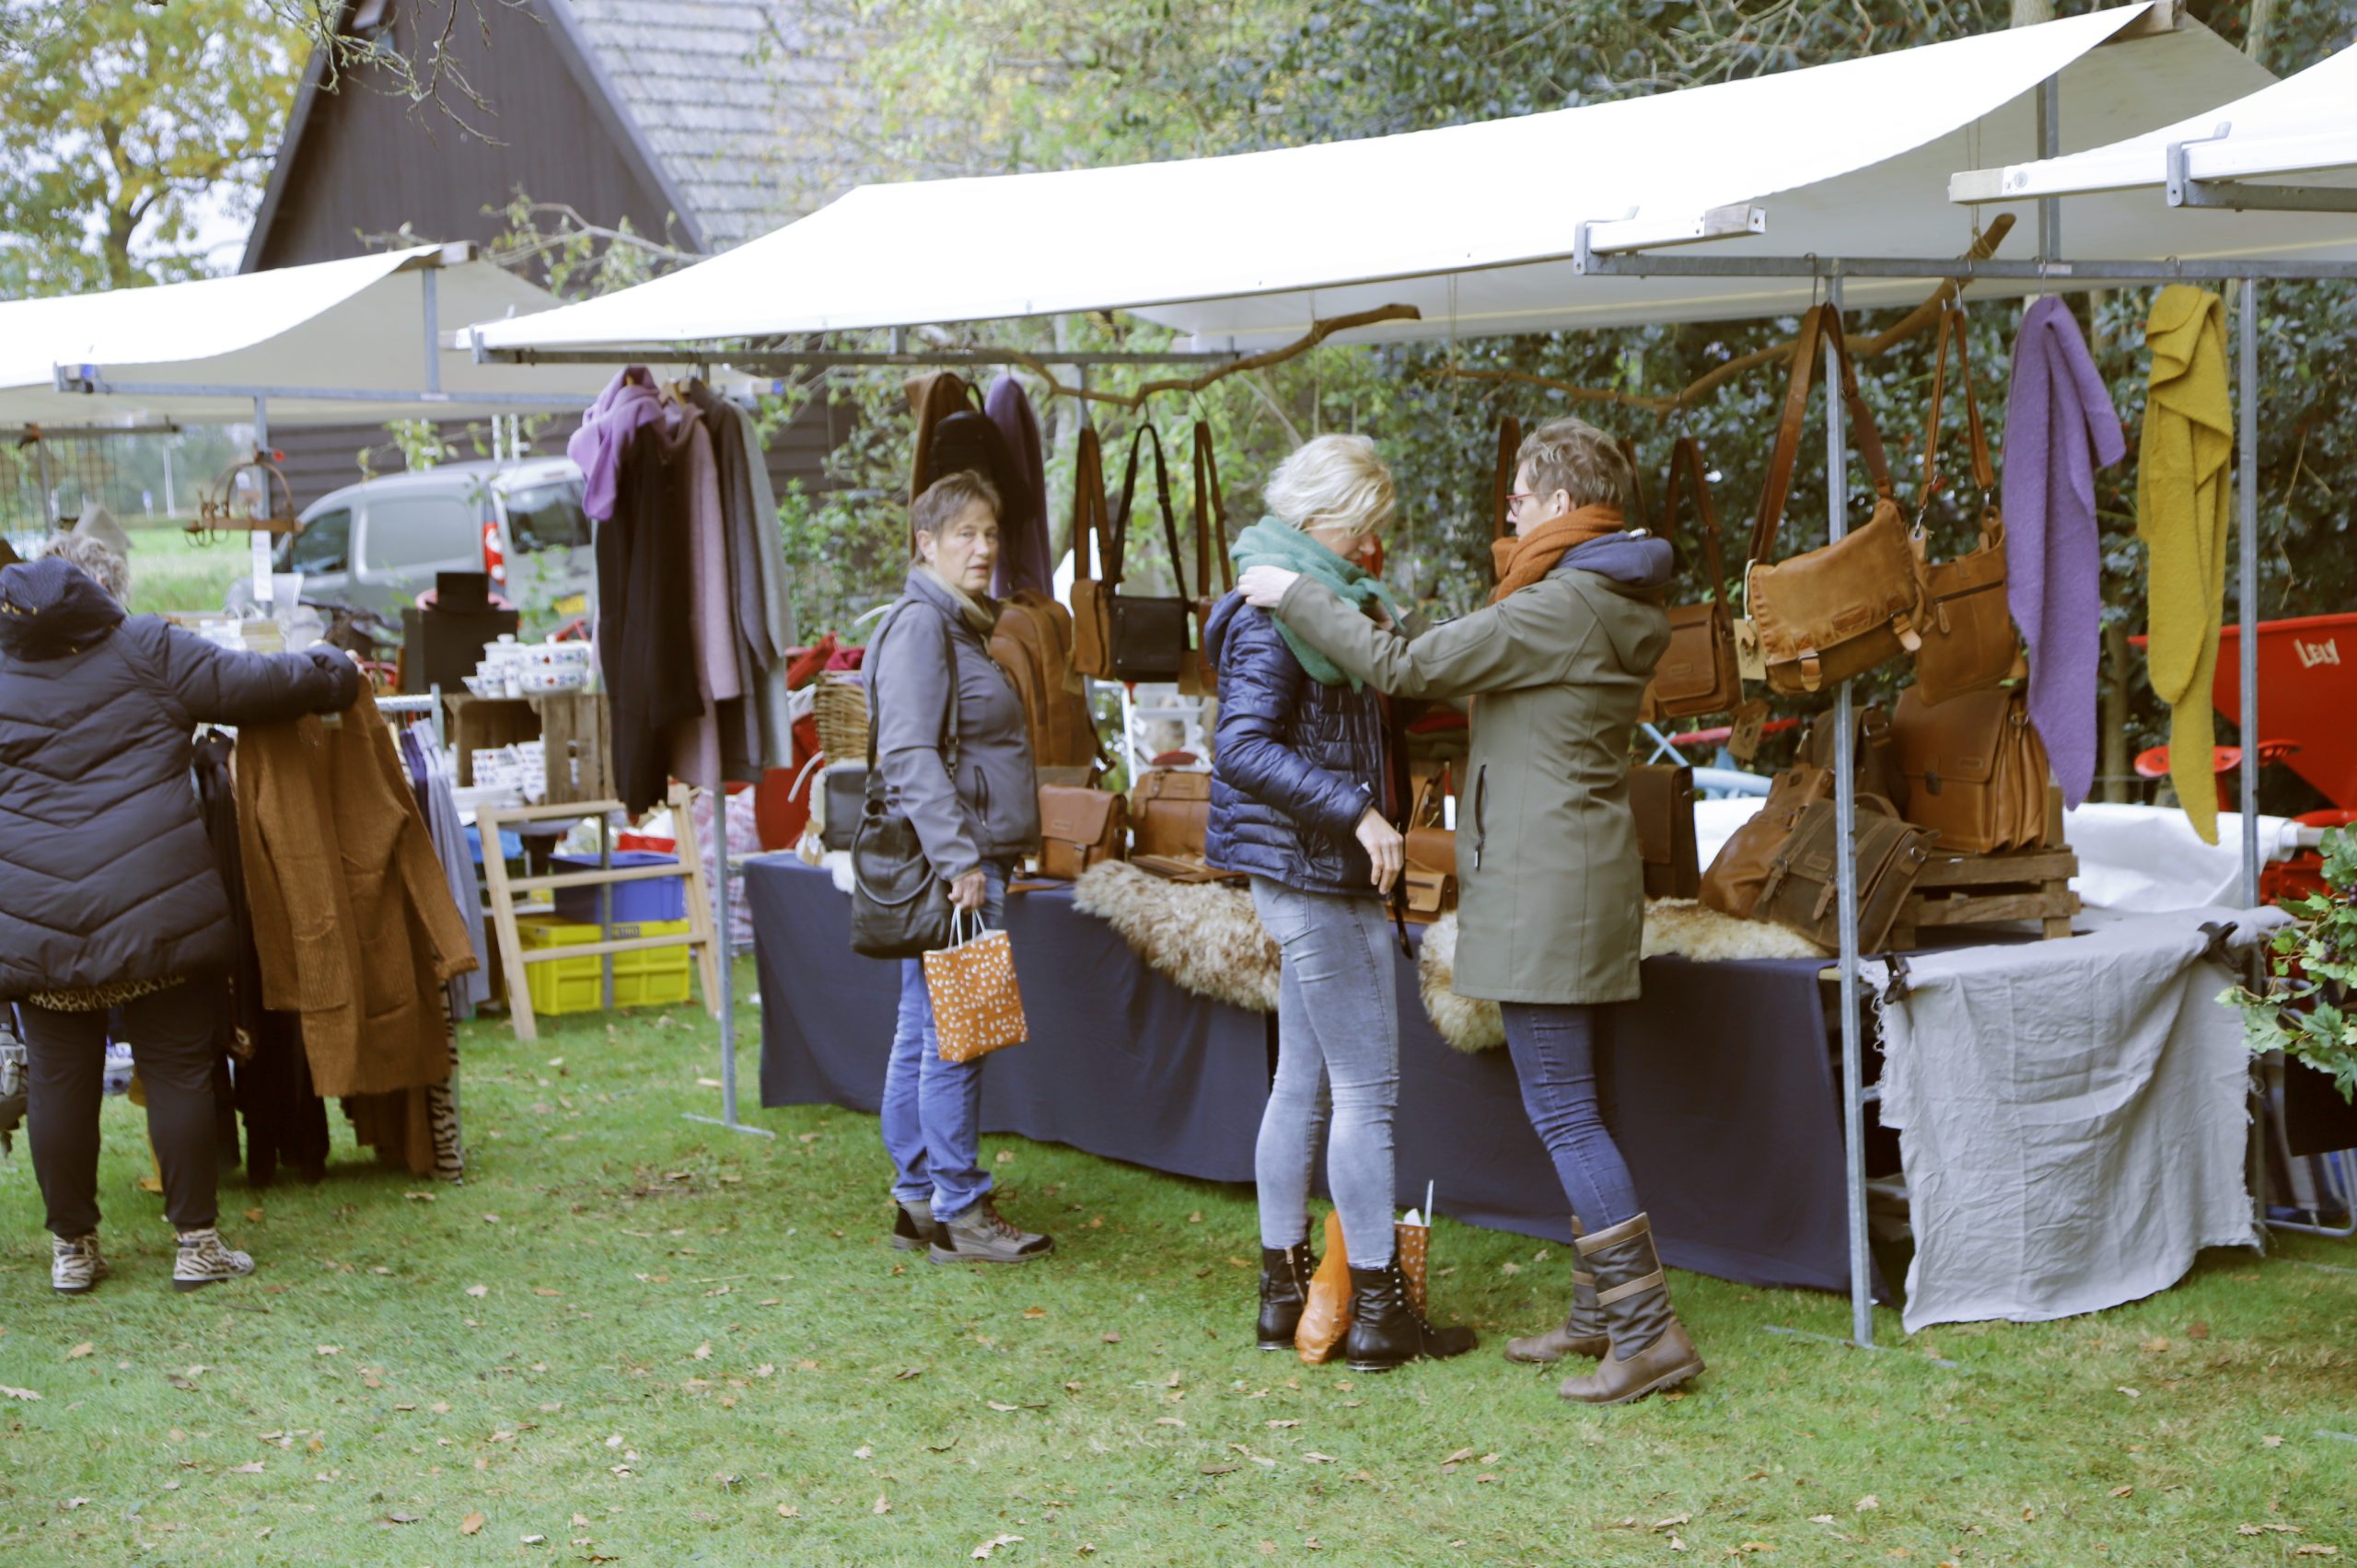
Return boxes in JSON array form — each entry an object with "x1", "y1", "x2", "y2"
[
  {"x1": 1355, "y1": 807, "x2": 1404, "y2": 897},
  {"x1": 1238, "y1": 565, "x2": 1301, "y2": 610},
  {"x1": 947, "y1": 869, "x2": 988, "y2": 913}
]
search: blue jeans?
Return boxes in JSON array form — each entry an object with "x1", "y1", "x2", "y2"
[
  {"x1": 1500, "y1": 1002, "x2": 1641, "y2": 1232},
  {"x1": 881, "y1": 862, "x2": 1010, "y2": 1221},
  {"x1": 1249, "y1": 877, "x2": 1399, "y2": 1270}
]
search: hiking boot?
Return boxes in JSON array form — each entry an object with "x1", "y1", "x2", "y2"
[
  {"x1": 52, "y1": 1233, "x2": 108, "y2": 1296},
  {"x1": 1342, "y1": 1259, "x2": 1477, "y2": 1372},
  {"x1": 892, "y1": 1198, "x2": 935, "y2": 1251},
  {"x1": 1505, "y1": 1216, "x2": 1609, "y2": 1365},
  {"x1": 1257, "y1": 1239, "x2": 1318, "y2": 1351},
  {"x1": 929, "y1": 1195, "x2": 1054, "y2": 1265},
  {"x1": 172, "y1": 1228, "x2": 255, "y2": 1293},
  {"x1": 1555, "y1": 1214, "x2": 1703, "y2": 1405}
]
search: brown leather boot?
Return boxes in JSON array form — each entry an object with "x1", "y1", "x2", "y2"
[
  {"x1": 1555, "y1": 1214, "x2": 1703, "y2": 1405},
  {"x1": 1505, "y1": 1216, "x2": 1608, "y2": 1364}
]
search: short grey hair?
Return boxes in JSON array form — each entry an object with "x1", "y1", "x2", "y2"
[
  {"x1": 1516, "y1": 416, "x2": 1631, "y2": 512},
  {"x1": 1261, "y1": 434, "x2": 1396, "y2": 539},
  {"x1": 43, "y1": 532, "x2": 130, "y2": 603}
]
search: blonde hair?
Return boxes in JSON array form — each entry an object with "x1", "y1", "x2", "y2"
[
  {"x1": 42, "y1": 532, "x2": 129, "y2": 603},
  {"x1": 1261, "y1": 434, "x2": 1395, "y2": 538},
  {"x1": 1517, "y1": 416, "x2": 1631, "y2": 512}
]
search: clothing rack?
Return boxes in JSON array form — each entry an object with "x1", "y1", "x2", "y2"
[{"x1": 374, "y1": 687, "x2": 446, "y2": 749}]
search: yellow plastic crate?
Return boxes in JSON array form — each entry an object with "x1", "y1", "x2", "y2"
[{"x1": 514, "y1": 914, "x2": 693, "y2": 1016}]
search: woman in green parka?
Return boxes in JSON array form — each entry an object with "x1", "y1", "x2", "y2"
[{"x1": 1237, "y1": 414, "x2": 1703, "y2": 1406}]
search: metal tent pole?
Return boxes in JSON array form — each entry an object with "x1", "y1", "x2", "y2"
[
  {"x1": 1827, "y1": 273, "x2": 1874, "y2": 1349},
  {"x1": 2238, "y1": 279, "x2": 2260, "y2": 906},
  {"x1": 689, "y1": 785, "x2": 771, "y2": 1140}
]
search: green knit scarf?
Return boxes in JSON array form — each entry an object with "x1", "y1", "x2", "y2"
[{"x1": 1230, "y1": 517, "x2": 1404, "y2": 691}]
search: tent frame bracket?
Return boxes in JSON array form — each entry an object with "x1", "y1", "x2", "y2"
[
  {"x1": 2166, "y1": 134, "x2": 2357, "y2": 213},
  {"x1": 49, "y1": 368, "x2": 589, "y2": 410}
]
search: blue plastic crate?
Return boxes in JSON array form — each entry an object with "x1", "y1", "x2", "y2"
[{"x1": 551, "y1": 851, "x2": 687, "y2": 923}]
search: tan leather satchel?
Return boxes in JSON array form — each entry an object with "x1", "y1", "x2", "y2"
[
  {"x1": 1132, "y1": 768, "x2": 1212, "y2": 859},
  {"x1": 1755, "y1": 794, "x2": 1938, "y2": 953},
  {"x1": 1640, "y1": 437, "x2": 1743, "y2": 722},
  {"x1": 1069, "y1": 424, "x2": 1116, "y2": 679},
  {"x1": 1631, "y1": 763, "x2": 1701, "y2": 900},
  {"x1": 1177, "y1": 421, "x2": 1236, "y2": 697},
  {"x1": 1888, "y1": 685, "x2": 2052, "y2": 854},
  {"x1": 1037, "y1": 784, "x2": 1126, "y2": 880},
  {"x1": 1909, "y1": 302, "x2": 2020, "y2": 708},
  {"x1": 992, "y1": 589, "x2": 1101, "y2": 770},
  {"x1": 1698, "y1": 762, "x2": 1834, "y2": 920},
  {"x1": 1402, "y1": 772, "x2": 1457, "y2": 924},
  {"x1": 1744, "y1": 304, "x2": 1928, "y2": 697}
]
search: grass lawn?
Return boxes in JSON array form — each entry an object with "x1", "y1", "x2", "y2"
[
  {"x1": 3, "y1": 962, "x2": 2353, "y2": 1565},
  {"x1": 118, "y1": 523, "x2": 250, "y2": 617}
]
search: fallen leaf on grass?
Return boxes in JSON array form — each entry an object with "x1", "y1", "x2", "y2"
[
  {"x1": 533, "y1": 1287, "x2": 562, "y2": 1297},
  {"x1": 1443, "y1": 1447, "x2": 1476, "y2": 1465},
  {"x1": 776, "y1": 1504, "x2": 800, "y2": 1519},
  {"x1": 1101, "y1": 1332, "x2": 1121, "y2": 1344},
  {"x1": 2264, "y1": 1434, "x2": 2286, "y2": 1447},
  {"x1": 230, "y1": 1461, "x2": 265, "y2": 1474},
  {"x1": 65, "y1": 1342, "x2": 92, "y2": 1361},
  {"x1": 1202, "y1": 1464, "x2": 1241, "y2": 1475},
  {"x1": 402, "y1": 1191, "x2": 435, "y2": 1202},
  {"x1": 2188, "y1": 1320, "x2": 2211, "y2": 1340},
  {"x1": 891, "y1": 1367, "x2": 923, "y2": 1382},
  {"x1": 1303, "y1": 1452, "x2": 1337, "y2": 1464},
  {"x1": 1653, "y1": 1514, "x2": 1691, "y2": 1531},
  {"x1": 1735, "y1": 1543, "x2": 1772, "y2": 1554},
  {"x1": 1267, "y1": 1420, "x2": 1300, "y2": 1429},
  {"x1": 460, "y1": 1509, "x2": 487, "y2": 1534},
  {"x1": 1022, "y1": 1307, "x2": 1046, "y2": 1319},
  {"x1": 431, "y1": 1402, "x2": 453, "y2": 1414},
  {"x1": 987, "y1": 1401, "x2": 1021, "y2": 1412},
  {"x1": 521, "y1": 1535, "x2": 546, "y2": 1545},
  {"x1": 382, "y1": 1511, "x2": 422, "y2": 1526},
  {"x1": 316, "y1": 1345, "x2": 341, "y2": 1356},
  {"x1": 2110, "y1": 1486, "x2": 2134, "y2": 1499},
  {"x1": 1855, "y1": 1495, "x2": 1879, "y2": 1512},
  {"x1": 1809, "y1": 1516, "x2": 1836, "y2": 1526},
  {"x1": 2293, "y1": 1549, "x2": 2339, "y2": 1560},
  {"x1": 1668, "y1": 1536, "x2": 1687, "y2": 1553},
  {"x1": 465, "y1": 1285, "x2": 488, "y2": 1298},
  {"x1": 873, "y1": 1494, "x2": 891, "y2": 1516},
  {"x1": 973, "y1": 1534, "x2": 1024, "y2": 1559},
  {"x1": 2116, "y1": 1387, "x2": 2140, "y2": 1399},
  {"x1": 854, "y1": 1446, "x2": 874, "y2": 1459},
  {"x1": 1155, "y1": 1417, "x2": 1187, "y2": 1429},
  {"x1": 691, "y1": 1342, "x2": 713, "y2": 1361}
]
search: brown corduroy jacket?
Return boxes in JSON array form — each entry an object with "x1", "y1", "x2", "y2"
[{"x1": 237, "y1": 695, "x2": 476, "y2": 1099}]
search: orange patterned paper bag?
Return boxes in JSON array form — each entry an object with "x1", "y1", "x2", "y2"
[{"x1": 922, "y1": 915, "x2": 1028, "y2": 1063}]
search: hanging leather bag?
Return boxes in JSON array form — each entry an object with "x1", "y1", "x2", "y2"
[
  {"x1": 1698, "y1": 761, "x2": 1835, "y2": 920},
  {"x1": 1037, "y1": 784, "x2": 1127, "y2": 879},
  {"x1": 1069, "y1": 425, "x2": 1117, "y2": 679},
  {"x1": 1178, "y1": 421, "x2": 1236, "y2": 696},
  {"x1": 1909, "y1": 302, "x2": 2020, "y2": 707},
  {"x1": 849, "y1": 610, "x2": 958, "y2": 960},
  {"x1": 1744, "y1": 303, "x2": 1929, "y2": 696},
  {"x1": 1631, "y1": 762, "x2": 1701, "y2": 899},
  {"x1": 1101, "y1": 425, "x2": 1193, "y2": 682},
  {"x1": 1754, "y1": 794, "x2": 1938, "y2": 953},
  {"x1": 1401, "y1": 771, "x2": 1457, "y2": 923},
  {"x1": 1800, "y1": 702, "x2": 1910, "y2": 816},
  {"x1": 1640, "y1": 436, "x2": 1743, "y2": 722},
  {"x1": 1132, "y1": 768, "x2": 1213, "y2": 859},
  {"x1": 991, "y1": 589, "x2": 1101, "y2": 770},
  {"x1": 1888, "y1": 684, "x2": 2052, "y2": 854}
]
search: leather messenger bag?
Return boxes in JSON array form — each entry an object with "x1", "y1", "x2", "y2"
[
  {"x1": 1888, "y1": 684, "x2": 2051, "y2": 854},
  {"x1": 1908, "y1": 301, "x2": 2019, "y2": 708},
  {"x1": 1744, "y1": 304, "x2": 1928, "y2": 697},
  {"x1": 1631, "y1": 762, "x2": 1701, "y2": 900},
  {"x1": 1640, "y1": 436, "x2": 1743, "y2": 722},
  {"x1": 1754, "y1": 794, "x2": 1937, "y2": 953},
  {"x1": 1698, "y1": 761, "x2": 1834, "y2": 920},
  {"x1": 1401, "y1": 772, "x2": 1457, "y2": 924},
  {"x1": 1132, "y1": 768, "x2": 1212, "y2": 859},
  {"x1": 1037, "y1": 784, "x2": 1126, "y2": 880}
]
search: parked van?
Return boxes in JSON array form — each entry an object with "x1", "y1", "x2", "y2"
[{"x1": 226, "y1": 458, "x2": 594, "y2": 621}]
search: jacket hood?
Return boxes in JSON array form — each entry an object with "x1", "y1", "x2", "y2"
[
  {"x1": 0, "y1": 558, "x2": 126, "y2": 661},
  {"x1": 1550, "y1": 531, "x2": 1675, "y2": 592},
  {"x1": 1203, "y1": 590, "x2": 1248, "y2": 668}
]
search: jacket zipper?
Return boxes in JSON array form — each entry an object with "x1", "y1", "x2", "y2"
[{"x1": 1473, "y1": 764, "x2": 1489, "y2": 871}]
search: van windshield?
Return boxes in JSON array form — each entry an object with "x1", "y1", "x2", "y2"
[{"x1": 503, "y1": 480, "x2": 591, "y2": 553}]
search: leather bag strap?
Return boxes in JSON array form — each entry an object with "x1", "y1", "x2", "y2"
[
  {"x1": 1073, "y1": 424, "x2": 1110, "y2": 587},
  {"x1": 1110, "y1": 424, "x2": 1186, "y2": 598},
  {"x1": 1921, "y1": 301, "x2": 1998, "y2": 511},
  {"x1": 1748, "y1": 303, "x2": 1895, "y2": 565},
  {"x1": 1661, "y1": 436, "x2": 1732, "y2": 618},
  {"x1": 1492, "y1": 414, "x2": 1522, "y2": 549},
  {"x1": 1192, "y1": 420, "x2": 1234, "y2": 595},
  {"x1": 1617, "y1": 436, "x2": 1654, "y2": 531}
]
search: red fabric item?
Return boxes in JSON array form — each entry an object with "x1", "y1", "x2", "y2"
[
  {"x1": 825, "y1": 644, "x2": 865, "y2": 673},
  {"x1": 784, "y1": 634, "x2": 837, "y2": 691}
]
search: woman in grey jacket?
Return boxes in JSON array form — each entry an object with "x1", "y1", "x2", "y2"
[{"x1": 865, "y1": 471, "x2": 1051, "y2": 1265}]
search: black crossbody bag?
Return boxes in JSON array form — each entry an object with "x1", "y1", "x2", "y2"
[
  {"x1": 1105, "y1": 425, "x2": 1192, "y2": 682},
  {"x1": 850, "y1": 606, "x2": 962, "y2": 960}
]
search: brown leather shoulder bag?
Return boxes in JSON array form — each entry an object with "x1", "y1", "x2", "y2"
[
  {"x1": 1641, "y1": 436, "x2": 1742, "y2": 722},
  {"x1": 1698, "y1": 761, "x2": 1834, "y2": 920},
  {"x1": 1888, "y1": 684, "x2": 2051, "y2": 854},
  {"x1": 1755, "y1": 794, "x2": 1938, "y2": 953},
  {"x1": 1744, "y1": 304, "x2": 1927, "y2": 696},
  {"x1": 1132, "y1": 768, "x2": 1213, "y2": 859},
  {"x1": 1909, "y1": 302, "x2": 2019, "y2": 708},
  {"x1": 1069, "y1": 425, "x2": 1117, "y2": 679},
  {"x1": 1631, "y1": 762, "x2": 1701, "y2": 899},
  {"x1": 1038, "y1": 784, "x2": 1126, "y2": 880}
]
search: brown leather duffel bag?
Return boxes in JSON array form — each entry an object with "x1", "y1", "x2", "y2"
[
  {"x1": 1132, "y1": 768, "x2": 1212, "y2": 859},
  {"x1": 1640, "y1": 437, "x2": 1742, "y2": 723},
  {"x1": 1744, "y1": 304, "x2": 1928, "y2": 697},
  {"x1": 1698, "y1": 761, "x2": 1834, "y2": 920},
  {"x1": 1631, "y1": 762, "x2": 1700, "y2": 900},
  {"x1": 1037, "y1": 784, "x2": 1126, "y2": 880},
  {"x1": 1755, "y1": 794, "x2": 1938, "y2": 953},
  {"x1": 1909, "y1": 301, "x2": 2020, "y2": 709},
  {"x1": 1888, "y1": 684, "x2": 2051, "y2": 854}
]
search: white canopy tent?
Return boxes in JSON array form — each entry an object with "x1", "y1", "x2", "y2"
[
  {"x1": 0, "y1": 244, "x2": 613, "y2": 432},
  {"x1": 465, "y1": 3, "x2": 2344, "y2": 361}
]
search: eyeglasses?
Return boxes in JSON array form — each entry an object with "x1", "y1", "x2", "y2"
[{"x1": 1504, "y1": 492, "x2": 1536, "y2": 513}]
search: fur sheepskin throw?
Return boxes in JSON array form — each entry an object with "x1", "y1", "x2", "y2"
[
  {"x1": 1417, "y1": 900, "x2": 1827, "y2": 1053},
  {"x1": 1072, "y1": 860, "x2": 1282, "y2": 1014}
]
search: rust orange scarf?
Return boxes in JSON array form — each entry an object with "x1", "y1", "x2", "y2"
[{"x1": 1489, "y1": 505, "x2": 1624, "y2": 603}]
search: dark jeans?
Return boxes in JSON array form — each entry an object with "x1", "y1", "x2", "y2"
[
  {"x1": 1500, "y1": 1001, "x2": 1641, "y2": 1232},
  {"x1": 21, "y1": 984, "x2": 224, "y2": 1237}
]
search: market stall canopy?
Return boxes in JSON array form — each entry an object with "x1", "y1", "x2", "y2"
[
  {"x1": 464, "y1": 4, "x2": 2326, "y2": 356},
  {"x1": 1952, "y1": 39, "x2": 2357, "y2": 215},
  {"x1": 0, "y1": 245, "x2": 616, "y2": 429}
]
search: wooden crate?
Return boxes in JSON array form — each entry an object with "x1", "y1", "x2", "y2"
[
  {"x1": 1890, "y1": 845, "x2": 2080, "y2": 950},
  {"x1": 446, "y1": 691, "x2": 611, "y2": 805}
]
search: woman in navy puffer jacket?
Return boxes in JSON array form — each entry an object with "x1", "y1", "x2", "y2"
[{"x1": 1203, "y1": 435, "x2": 1475, "y2": 1373}]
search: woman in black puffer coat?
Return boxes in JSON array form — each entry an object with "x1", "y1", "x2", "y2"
[
  {"x1": 0, "y1": 551, "x2": 359, "y2": 1296},
  {"x1": 1203, "y1": 435, "x2": 1474, "y2": 1374}
]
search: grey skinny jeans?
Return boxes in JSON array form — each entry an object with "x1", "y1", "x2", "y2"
[{"x1": 1248, "y1": 877, "x2": 1399, "y2": 1270}]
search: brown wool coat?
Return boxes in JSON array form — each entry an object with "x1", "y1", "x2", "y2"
[{"x1": 237, "y1": 695, "x2": 477, "y2": 1099}]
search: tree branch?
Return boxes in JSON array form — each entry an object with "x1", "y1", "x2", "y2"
[{"x1": 977, "y1": 304, "x2": 1423, "y2": 412}]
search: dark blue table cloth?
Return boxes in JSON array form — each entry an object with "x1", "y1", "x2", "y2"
[{"x1": 750, "y1": 854, "x2": 1879, "y2": 1297}]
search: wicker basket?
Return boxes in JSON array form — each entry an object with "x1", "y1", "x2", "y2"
[{"x1": 813, "y1": 671, "x2": 871, "y2": 763}]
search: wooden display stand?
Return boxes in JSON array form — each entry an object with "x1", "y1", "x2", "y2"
[
  {"x1": 476, "y1": 780, "x2": 721, "y2": 1041},
  {"x1": 1888, "y1": 788, "x2": 2080, "y2": 950},
  {"x1": 447, "y1": 691, "x2": 612, "y2": 805}
]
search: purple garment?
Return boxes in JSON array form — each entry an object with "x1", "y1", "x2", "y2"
[
  {"x1": 985, "y1": 374, "x2": 1053, "y2": 598},
  {"x1": 566, "y1": 366, "x2": 664, "y2": 522},
  {"x1": 2002, "y1": 298, "x2": 2127, "y2": 808}
]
